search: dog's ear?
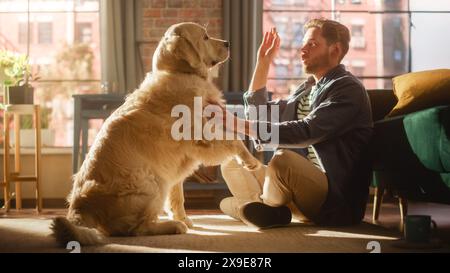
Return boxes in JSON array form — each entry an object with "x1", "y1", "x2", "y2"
[{"x1": 165, "y1": 35, "x2": 202, "y2": 69}]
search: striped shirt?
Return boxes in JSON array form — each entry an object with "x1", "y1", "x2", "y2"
[{"x1": 297, "y1": 87, "x2": 325, "y2": 172}]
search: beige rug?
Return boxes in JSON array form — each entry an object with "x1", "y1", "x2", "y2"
[{"x1": 0, "y1": 214, "x2": 447, "y2": 253}]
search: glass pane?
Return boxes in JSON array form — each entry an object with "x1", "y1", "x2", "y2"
[
  {"x1": 0, "y1": 12, "x2": 100, "y2": 81},
  {"x1": 373, "y1": 0, "x2": 409, "y2": 11},
  {"x1": 25, "y1": 12, "x2": 101, "y2": 81},
  {"x1": 33, "y1": 81, "x2": 101, "y2": 147},
  {"x1": 0, "y1": 13, "x2": 28, "y2": 52},
  {"x1": 339, "y1": 12, "x2": 410, "y2": 78},
  {"x1": 29, "y1": 0, "x2": 73, "y2": 12},
  {"x1": 0, "y1": 0, "x2": 28, "y2": 12},
  {"x1": 75, "y1": 0, "x2": 100, "y2": 12},
  {"x1": 75, "y1": 12, "x2": 100, "y2": 77},
  {"x1": 29, "y1": 0, "x2": 99, "y2": 13},
  {"x1": 0, "y1": 0, "x2": 99, "y2": 14},
  {"x1": 411, "y1": 3, "x2": 450, "y2": 71},
  {"x1": 410, "y1": 0, "x2": 450, "y2": 12},
  {"x1": 263, "y1": 0, "x2": 450, "y2": 92},
  {"x1": 0, "y1": 2, "x2": 101, "y2": 148},
  {"x1": 264, "y1": 0, "x2": 329, "y2": 11},
  {"x1": 263, "y1": 10, "x2": 409, "y2": 89},
  {"x1": 264, "y1": 0, "x2": 409, "y2": 12}
]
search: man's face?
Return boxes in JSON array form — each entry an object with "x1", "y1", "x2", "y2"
[{"x1": 300, "y1": 27, "x2": 334, "y2": 75}]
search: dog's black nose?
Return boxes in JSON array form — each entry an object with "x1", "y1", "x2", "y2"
[{"x1": 224, "y1": 41, "x2": 230, "y2": 48}]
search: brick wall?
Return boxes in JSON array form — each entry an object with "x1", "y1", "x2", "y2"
[{"x1": 138, "y1": 0, "x2": 223, "y2": 74}]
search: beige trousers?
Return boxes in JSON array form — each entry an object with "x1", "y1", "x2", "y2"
[{"x1": 221, "y1": 149, "x2": 329, "y2": 221}]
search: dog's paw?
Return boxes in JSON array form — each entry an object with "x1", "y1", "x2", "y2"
[
  {"x1": 181, "y1": 216, "x2": 194, "y2": 228},
  {"x1": 173, "y1": 221, "x2": 189, "y2": 234},
  {"x1": 235, "y1": 154, "x2": 262, "y2": 171},
  {"x1": 172, "y1": 214, "x2": 194, "y2": 228},
  {"x1": 173, "y1": 215, "x2": 194, "y2": 228},
  {"x1": 242, "y1": 158, "x2": 263, "y2": 171}
]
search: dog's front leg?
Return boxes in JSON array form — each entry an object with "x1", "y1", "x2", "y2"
[
  {"x1": 168, "y1": 182, "x2": 193, "y2": 228},
  {"x1": 232, "y1": 140, "x2": 263, "y2": 171},
  {"x1": 194, "y1": 139, "x2": 262, "y2": 170}
]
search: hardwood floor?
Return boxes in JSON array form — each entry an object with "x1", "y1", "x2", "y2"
[{"x1": 2, "y1": 196, "x2": 450, "y2": 245}]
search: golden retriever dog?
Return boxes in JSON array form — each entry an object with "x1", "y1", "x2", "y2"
[{"x1": 51, "y1": 22, "x2": 261, "y2": 246}]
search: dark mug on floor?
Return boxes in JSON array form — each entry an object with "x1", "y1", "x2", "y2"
[{"x1": 404, "y1": 215, "x2": 437, "y2": 244}]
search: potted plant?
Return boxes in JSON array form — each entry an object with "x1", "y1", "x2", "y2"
[{"x1": 0, "y1": 50, "x2": 38, "y2": 105}]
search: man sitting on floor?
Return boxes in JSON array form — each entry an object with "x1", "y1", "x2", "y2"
[{"x1": 217, "y1": 18, "x2": 373, "y2": 228}]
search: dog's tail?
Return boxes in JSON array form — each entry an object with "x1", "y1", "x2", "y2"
[{"x1": 50, "y1": 217, "x2": 106, "y2": 246}]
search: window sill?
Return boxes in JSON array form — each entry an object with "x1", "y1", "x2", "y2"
[{"x1": 0, "y1": 147, "x2": 72, "y2": 155}]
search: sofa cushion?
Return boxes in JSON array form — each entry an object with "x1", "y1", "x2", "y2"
[
  {"x1": 441, "y1": 107, "x2": 450, "y2": 172},
  {"x1": 441, "y1": 174, "x2": 450, "y2": 188},
  {"x1": 388, "y1": 69, "x2": 450, "y2": 117},
  {"x1": 403, "y1": 105, "x2": 450, "y2": 173}
]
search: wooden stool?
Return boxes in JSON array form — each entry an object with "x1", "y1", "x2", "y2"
[{"x1": 1, "y1": 104, "x2": 42, "y2": 212}]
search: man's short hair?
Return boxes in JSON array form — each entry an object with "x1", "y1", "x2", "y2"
[{"x1": 304, "y1": 18, "x2": 351, "y2": 60}]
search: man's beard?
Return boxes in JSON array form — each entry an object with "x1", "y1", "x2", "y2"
[{"x1": 303, "y1": 52, "x2": 331, "y2": 74}]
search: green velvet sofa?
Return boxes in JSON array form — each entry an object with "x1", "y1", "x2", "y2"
[{"x1": 367, "y1": 89, "x2": 450, "y2": 221}]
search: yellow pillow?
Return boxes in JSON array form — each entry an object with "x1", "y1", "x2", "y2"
[{"x1": 387, "y1": 69, "x2": 450, "y2": 117}]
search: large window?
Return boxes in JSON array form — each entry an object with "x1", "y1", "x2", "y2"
[
  {"x1": 0, "y1": 0, "x2": 101, "y2": 147},
  {"x1": 263, "y1": 0, "x2": 450, "y2": 99}
]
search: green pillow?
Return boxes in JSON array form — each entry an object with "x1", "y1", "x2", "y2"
[{"x1": 403, "y1": 106, "x2": 450, "y2": 173}]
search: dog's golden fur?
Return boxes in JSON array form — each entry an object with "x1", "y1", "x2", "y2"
[{"x1": 51, "y1": 22, "x2": 261, "y2": 245}]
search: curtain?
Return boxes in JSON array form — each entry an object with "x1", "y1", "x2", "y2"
[
  {"x1": 222, "y1": 0, "x2": 263, "y2": 93},
  {"x1": 100, "y1": 0, "x2": 144, "y2": 94}
]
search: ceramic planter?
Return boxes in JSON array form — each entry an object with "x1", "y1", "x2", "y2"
[{"x1": 4, "y1": 85, "x2": 34, "y2": 104}]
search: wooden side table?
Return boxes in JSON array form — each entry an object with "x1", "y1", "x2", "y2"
[{"x1": 1, "y1": 104, "x2": 42, "y2": 212}]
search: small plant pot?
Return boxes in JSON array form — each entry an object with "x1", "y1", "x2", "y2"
[{"x1": 4, "y1": 85, "x2": 34, "y2": 104}]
